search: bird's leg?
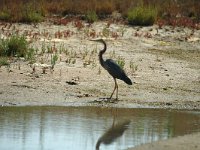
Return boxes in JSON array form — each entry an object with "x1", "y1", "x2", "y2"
[
  {"x1": 116, "y1": 80, "x2": 118, "y2": 100},
  {"x1": 109, "y1": 78, "x2": 117, "y2": 100}
]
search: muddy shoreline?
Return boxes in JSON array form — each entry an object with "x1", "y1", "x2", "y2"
[
  {"x1": 128, "y1": 132, "x2": 200, "y2": 150},
  {"x1": 1, "y1": 23, "x2": 200, "y2": 150},
  {"x1": 0, "y1": 21, "x2": 200, "y2": 109},
  {"x1": 0, "y1": 20, "x2": 200, "y2": 150}
]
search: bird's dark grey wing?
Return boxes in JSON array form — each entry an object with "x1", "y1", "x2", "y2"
[
  {"x1": 104, "y1": 59, "x2": 124, "y2": 78},
  {"x1": 104, "y1": 59, "x2": 132, "y2": 85}
]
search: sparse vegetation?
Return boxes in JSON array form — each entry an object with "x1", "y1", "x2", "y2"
[
  {"x1": 0, "y1": 34, "x2": 39, "y2": 66},
  {"x1": 102, "y1": 27, "x2": 110, "y2": 37},
  {"x1": 129, "y1": 60, "x2": 138, "y2": 74},
  {"x1": 85, "y1": 11, "x2": 98, "y2": 23},
  {"x1": 0, "y1": 57, "x2": 9, "y2": 67},
  {"x1": 26, "y1": 47, "x2": 36, "y2": 64},
  {"x1": 41, "y1": 42, "x2": 46, "y2": 55},
  {"x1": 51, "y1": 53, "x2": 58, "y2": 69},
  {"x1": 116, "y1": 56, "x2": 125, "y2": 69},
  {"x1": 0, "y1": 10, "x2": 10, "y2": 21},
  {"x1": 0, "y1": 35, "x2": 29, "y2": 57},
  {"x1": 22, "y1": 10, "x2": 43, "y2": 23},
  {"x1": 66, "y1": 58, "x2": 76, "y2": 65},
  {"x1": 0, "y1": 0, "x2": 199, "y2": 27},
  {"x1": 20, "y1": 3, "x2": 43, "y2": 23},
  {"x1": 0, "y1": 1, "x2": 43, "y2": 23},
  {"x1": 128, "y1": 6, "x2": 158, "y2": 26}
]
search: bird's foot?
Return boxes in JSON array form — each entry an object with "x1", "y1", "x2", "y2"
[
  {"x1": 100, "y1": 97, "x2": 118, "y2": 103},
  {"x1": 99, "y1": 97, "x2": 110, "y2": 101},
  {"x1": 90, "y1": 97, "x2": 118, "y2": 104}
]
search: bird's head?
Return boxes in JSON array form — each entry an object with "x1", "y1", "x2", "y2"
[{"x1": 90, "y1": 38, "x2": 107, "y2": 55}]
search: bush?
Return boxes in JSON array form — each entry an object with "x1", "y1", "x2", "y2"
[
  {"x1": 0, "y1": 35, "x2": 29, "y2": 57},
  {"x1": 21, "y1": 4, "x2": 43, "y2": 23},
  {"x1": 128, "y1": 6, "x2": 157, "y2": 26},
  {"x1": 0, "y1": 57, "x2": 9, "y2": 67},
  {"x1": 85, "y1": 11, "x2": 98, "y2": 23},
  {"x1": 21, "y1": 11, "x2": 43, "y2": 23},
  {"x1": 0, "y1": 11, "x2": 11, "y2": 21}
]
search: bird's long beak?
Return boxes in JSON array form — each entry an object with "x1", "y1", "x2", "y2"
[{"x1": 89, "y1": 39, "x2": 99, "y2": 42}]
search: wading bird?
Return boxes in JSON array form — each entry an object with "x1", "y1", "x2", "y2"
[
  {"x1": 96, "y1": 120, "x2": 130, "y2": 150},
  {"x1": 90, "y1": 39, "x2": 132, "y2": 100}
]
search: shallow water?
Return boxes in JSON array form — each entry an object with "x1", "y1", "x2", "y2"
[{"x1": 0, "y1": 106, "x2": 200, "y2": 150}]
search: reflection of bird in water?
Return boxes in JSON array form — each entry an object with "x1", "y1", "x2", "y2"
[
  {"x1": 90, "y1": 39, "x2": 132, "y2": 100},
  {"x1": 96, "y1": 120, "x2": 131, "y2": 150}
]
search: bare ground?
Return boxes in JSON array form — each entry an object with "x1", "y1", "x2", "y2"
[
  {"x1": 0, "y1": 20, "x2": 199, "y2": 109},
  {"x1": 128, "y1": 132, "x2": 200, "y2": 150},
  {"x1": 0, "y1": 20, "x2": 200, "y2": 150}
]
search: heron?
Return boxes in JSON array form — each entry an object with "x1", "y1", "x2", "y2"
[
  {"x1": 96, "y1": 120, "x2": 130, "y2": 150},
  {"x1": 90, "y1": 39, "x2": 132, "y2": 100}
]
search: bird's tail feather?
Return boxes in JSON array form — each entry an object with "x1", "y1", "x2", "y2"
[{"x1": 124, "y1": 77, "x2": 132, "y2": 85}]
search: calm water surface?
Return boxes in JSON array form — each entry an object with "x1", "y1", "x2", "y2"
[{"x1": 0, "y1": 106, "x2": 200, "y2": 150}]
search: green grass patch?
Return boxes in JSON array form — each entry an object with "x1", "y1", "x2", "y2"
[
  {"x1": 21, "y1": 3, "x2": 43, "y2": 23},
  {"x1": 0, "y1": 35, "x2": 30, "y2": 58},
  {"x1": 85, "y1": 11, "x2": 98, "y2": 23},
  {"x1": 128, "y1": 6, "x2": 158, "y2": 26},
  {"x1": 117, "y1": 56, "x2": 125, "y2": 69},
  {"x1": 0, "y1": 10, "x2": 11, "y2": 21},
  {"x1": 0, "y1": 57, "x2": 9, "y2": 67},
  {"x1": 21, "y1": 11, "x2": 43, "y2": 23}
]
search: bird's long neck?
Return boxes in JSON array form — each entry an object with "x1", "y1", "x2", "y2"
[
  {"x1": 98, "y1": 40, "x2": 107, "y2": 67},
  {"x1": 95, "y1": 140, "x2": 101, "y2": 150}
]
